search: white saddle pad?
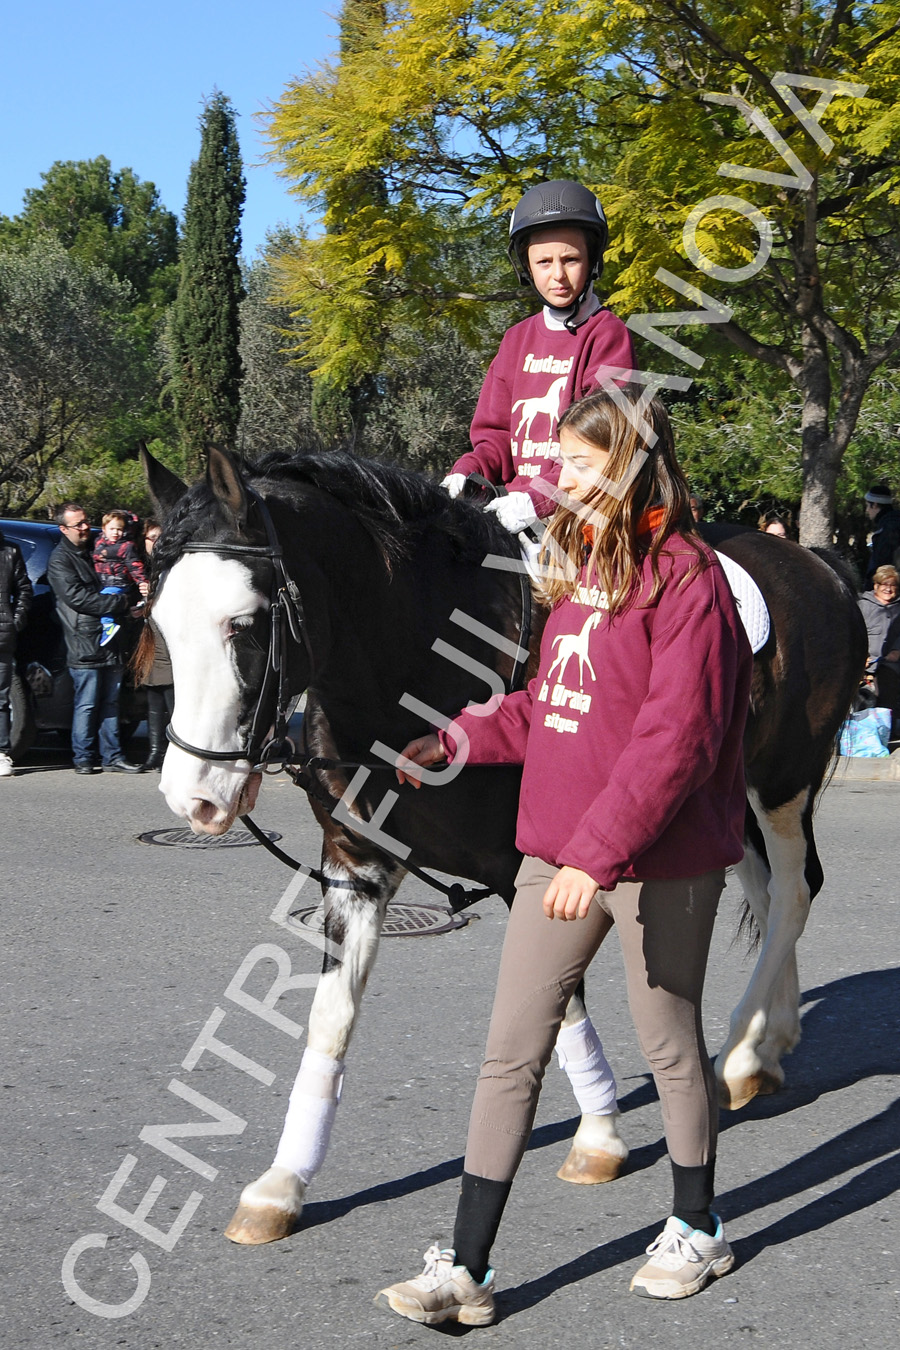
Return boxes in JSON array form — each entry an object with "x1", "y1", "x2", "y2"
[
  {"x1": 714, "y1": 551, "x2": 771, "y2": 653},
  {"x1": 515, "y1": 537, "x2": 771, "y2": 652}
]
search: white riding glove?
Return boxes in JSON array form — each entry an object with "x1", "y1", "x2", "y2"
[
  {"x1": 440, "y1": 473, "x2": 467, "y2": 499},
  {"x1": 484, "y1": 491, "x2": 539, "y2": 534}
]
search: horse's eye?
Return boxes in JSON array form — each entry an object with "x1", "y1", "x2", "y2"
[{"x1": 226, "y1": 615, "x2": 255, "y2": 640}]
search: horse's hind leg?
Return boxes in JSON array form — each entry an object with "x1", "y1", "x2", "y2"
[
  {"x1": 716, "y1": 788, "x2": 811, "y2": 1110},
  {"x1": 225, "y1": 843, "x2": 403, "y2": 1244},
  {"x1": 555, "y1": 990, "x2": 629, "y2": 1184}
]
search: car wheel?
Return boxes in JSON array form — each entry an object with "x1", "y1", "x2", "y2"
[{"x1": 9, "y1": 672, "x2": 36, "y2": 760}]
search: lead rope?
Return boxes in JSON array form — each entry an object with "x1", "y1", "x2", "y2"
[{"x1": 239, "y1": 809, "x2": 493, "y2": 912}]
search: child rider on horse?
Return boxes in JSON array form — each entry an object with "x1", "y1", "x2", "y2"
[
  {"x1": 441, "y1": 180, "x2": 635, "y2": 536},
  {"x1": 378, "y1": 386, "x2": 752, "y2": 1325}
]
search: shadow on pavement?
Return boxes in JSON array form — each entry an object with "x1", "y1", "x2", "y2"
[{"x1": 302, "y1": 965, "x2": 899, "y2": 1321}]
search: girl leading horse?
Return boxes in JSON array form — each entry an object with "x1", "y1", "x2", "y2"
[{"x1": 139, "y1": 408, "x2": 864, "y2": 1250}]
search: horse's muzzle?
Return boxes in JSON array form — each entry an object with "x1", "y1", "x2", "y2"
[{"x1": 179, "y1": 771, "x2": 262, "y2": 835}]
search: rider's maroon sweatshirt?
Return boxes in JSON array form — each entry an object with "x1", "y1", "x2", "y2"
[
  {"x1": 439, "y1": 536, "x2": 752, "y2": 891},
  {"x1": 451, "y1": 301, "x2": 635, "y2": 516}
]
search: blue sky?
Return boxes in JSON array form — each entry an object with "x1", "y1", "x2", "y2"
[{"x1": 1, "y1": 1, "x2": 340, "y2": 258}]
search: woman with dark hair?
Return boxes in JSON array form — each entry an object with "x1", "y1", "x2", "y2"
[
  {"x1": 377, "y1": 388, "x2": 752, "y2": 1324},
  {"x1": 139, "y1": 519, "x2": 174, "y2": 770},
  {"x1": 758, "y1": 510, "x2": 791, "y2": 538}
]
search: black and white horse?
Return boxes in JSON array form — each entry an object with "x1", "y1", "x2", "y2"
[{"x1": 142, "y1": 446, "x2": 865, "y2": 1246}]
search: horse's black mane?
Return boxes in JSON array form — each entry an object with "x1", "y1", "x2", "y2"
[
  {"x1": 253, "y1": 449, "x2": 519, "y2": 566},
  {"x1": 154, "y1": 449, "x2": 519, "y2": 578}
]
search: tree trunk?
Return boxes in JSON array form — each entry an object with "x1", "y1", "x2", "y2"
[
  {"x1": 798, "y1": 438, "x2": 841, "y2": 546},
  {"x1": 797, "y1": 322, "x2": 838, "y2": 547}
]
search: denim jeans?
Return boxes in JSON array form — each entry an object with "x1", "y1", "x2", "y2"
[
  {"x1": 70, "y1": 665, "x2": 123, "y2": 765},
  {"x1": 0, "y1": 655, "x2": 11, "y2": 752}
]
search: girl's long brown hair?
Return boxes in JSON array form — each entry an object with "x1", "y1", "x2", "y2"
[
  {"x1": 539, "y1": 387, "x2": 705, "y2": 616},
  {"x1": 131, "y1": 518, "x2": 162, "y2": 686}
]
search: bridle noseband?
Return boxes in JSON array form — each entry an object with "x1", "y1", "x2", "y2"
[{"x1": 164, "y1": 487, "x2": 312, "y2": 770}]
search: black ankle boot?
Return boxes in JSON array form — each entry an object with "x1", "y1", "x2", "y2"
[{"x1": 144, "y1": 699, "x2": 168, "y2": 770}]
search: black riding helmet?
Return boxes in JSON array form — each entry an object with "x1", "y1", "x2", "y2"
[{"x1": 508, "y1": 181, "x2": 609, "y2": 327}]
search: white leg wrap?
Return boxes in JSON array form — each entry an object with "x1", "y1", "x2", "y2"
[
  {"x1": 555, "y1": 1017, "x2": 618, "y2": 1115},
  {"x1": 272, "y1": 1047, "x2": 345, "y2": 1185}
]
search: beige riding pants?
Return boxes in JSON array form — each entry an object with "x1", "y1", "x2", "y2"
[{"x1": 464, "y1": 856, "x2": 724, "y2": 1182}]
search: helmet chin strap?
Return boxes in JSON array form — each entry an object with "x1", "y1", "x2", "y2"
[{"x1": 540, "y1": 279, "x2": 596, "y2": 334}]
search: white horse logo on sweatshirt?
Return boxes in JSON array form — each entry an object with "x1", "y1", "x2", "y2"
[
  {"x1": 512, "y1": 375, "x2": 569, "y2": 439},
  {"x1": 547, "y1": 611, "x2": 603, "y2": 687}
]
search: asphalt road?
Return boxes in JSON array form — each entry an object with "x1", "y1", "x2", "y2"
[{"x1": 3, "y1": 737, "x2": 898, "y2": 1349}]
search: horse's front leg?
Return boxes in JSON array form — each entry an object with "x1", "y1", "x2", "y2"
[
  {"x1": 225, "y1": 843, "x2": 403, "y2": 1244},
  {"x1": 716, "y1": 789, "x2": 811, "y2": 1110},
  {"x1": 554, "y1": 991, "x2": 629, "y2": 1184}
]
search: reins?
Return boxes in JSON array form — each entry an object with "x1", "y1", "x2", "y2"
[
  {"x1": 164, "y1": 478, "x2": 532, "y2": 914},
  {"x1": 165, "y1": 485, "x2": 312, "y2": 770},
  {"x1": 239, "y1": 808, "x2": 494, "y2": 913}
]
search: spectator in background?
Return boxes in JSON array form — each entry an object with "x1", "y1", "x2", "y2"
[
  {"x1": 0, "y1": 526, "x2": 33, "y2": 777},
  {"x1": 93, "y1": 509, "x2": 149, "y2": 602},
  {"x1": 94, "y1": 509, "x2": 150, "y2": 649},
  {"x1": 859, "y1": 565, "x2": 900, "y2": 732},
  {"x1": 139, "y1": 519, "x2": 174, "y2": 771},
  {"x1": 759, "y1": 511, "x2": 790, "y2": 539},
  {"x1": 689, "y1": 492, "x2": 704, "y2": 525},
  {"x1": 863, "y1": 485, "x2": 900, "y2": 586},
  {"x1": 47, "y1": 504, "x2": 144, "y2": 775}
]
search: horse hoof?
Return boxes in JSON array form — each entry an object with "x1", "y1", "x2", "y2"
[
  {"x1": 718, "y1": 1069, "x2": 782, "y2": 1111},
  {"x1": 557, "y1": 1146, "x2": 626, "y2": 1184},
  {"x1": 557, "y1": 1112, "x2": 628, "y2": 1184},
  {"x1": 225, "y1": 1203, "x2": 301, "y2": 1244},
  {"x1": 224, "y1": 1166, "x2": 305, "y2": 1245}
]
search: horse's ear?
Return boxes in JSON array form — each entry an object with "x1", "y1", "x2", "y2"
[
  {"x1": 139, "y1": 441, "x2": 189, "y2": 519},
  {"x1": 206, "y1": 445, "x2": 247, "y2": 530}
]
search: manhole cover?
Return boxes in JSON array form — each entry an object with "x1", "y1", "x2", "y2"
[
  {"x1": 289, "y1": 900, "x2": 476, "y2": 938},
  {"x1": 137, "y1": 826, "x2": 282, "y2": 849}
]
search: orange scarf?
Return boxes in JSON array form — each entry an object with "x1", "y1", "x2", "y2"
[{"x1": 583, "y1": 506, "x2": 665, "y2": 547}]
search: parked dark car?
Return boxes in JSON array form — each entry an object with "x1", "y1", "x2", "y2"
[{"x1": 0, "y1": 518, "x2": 146, "y2": 760}]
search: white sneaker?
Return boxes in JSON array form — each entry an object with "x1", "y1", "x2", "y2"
[
  {"x1": 375, "y1": 1244, "x2": 496, "y2": 1326},
  {"x1": 0, "y1": 752, "x2": 13, "y2": 778},
  {"x1": 630, "y1": 1214, "x2": 734, "y2": 1299}
]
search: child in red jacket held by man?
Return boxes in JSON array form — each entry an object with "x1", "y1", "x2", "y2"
[
  {"x1": 378, "y1": 387, "x2": 752, "y2": 1327},
  {"x1": 93, "y1": 510, "x2": 149, "y2": 645},
  {"x1": 441, "y1": 180, "x2": 635, "y2": 536}
]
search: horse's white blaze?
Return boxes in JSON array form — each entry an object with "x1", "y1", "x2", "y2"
[{"x1": 153, "y1": 554, "x2": 268, "y2": 832}]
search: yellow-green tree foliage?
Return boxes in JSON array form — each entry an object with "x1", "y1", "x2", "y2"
[{"x1": 267, "y1": 1, "x2": 900, "y2": 543}]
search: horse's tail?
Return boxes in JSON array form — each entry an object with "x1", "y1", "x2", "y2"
[{"x1": 808, "y1": 545, "x2": 868, "y2": 789}]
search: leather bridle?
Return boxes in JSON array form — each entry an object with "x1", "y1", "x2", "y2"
[
  {"x1": 164, "y1": 487, "x2": 312, "y2": 770},
  {"x1": 159, "y1": 478, "x2": 532, "y2": 913}
]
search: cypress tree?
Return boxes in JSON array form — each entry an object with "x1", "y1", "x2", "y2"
[{"x1": 168, "y1": 92, "x2": 245, "y2": 473}]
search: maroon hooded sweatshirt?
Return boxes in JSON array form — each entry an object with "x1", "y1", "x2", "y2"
[
  {"x1": 451, "y1": 299, "x2": 635, "y2": 517},
  {"x1": 439, "y1": 534, "x2": 752, "y2": 891}
]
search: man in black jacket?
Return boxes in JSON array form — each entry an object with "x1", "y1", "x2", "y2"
[
  {"x1": 0, "y1": 526, "x2": 33, "y2": 777},
  {"x1": 47, "y1": 504, "x2": 144, "y2": 775},
  {"x1": 864, "y1": 484, "x2": 900, "y2": 586}
]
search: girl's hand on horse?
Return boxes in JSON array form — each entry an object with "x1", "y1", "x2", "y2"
[
  {"x1": 543, "y1": 866, "x2": 600, "y2": 921},
  {"x1": 395, "y1": 734, "x2": 447, "y2": 787}
]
